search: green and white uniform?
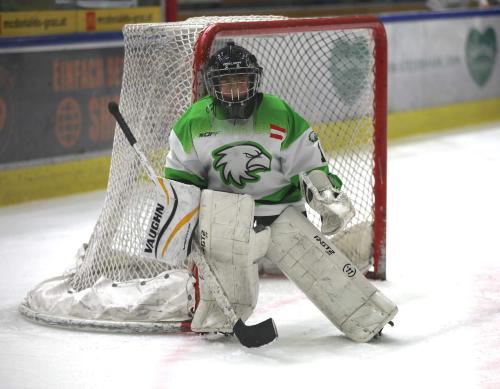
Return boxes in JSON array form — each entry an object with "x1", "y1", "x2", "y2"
[{"x1": 165, "y1": 94, "x2": 337, "y2": 217}]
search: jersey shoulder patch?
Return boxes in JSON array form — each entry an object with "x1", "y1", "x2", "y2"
[{"x1": 257, "y1": 94, "x2": 311, "y2": 150}]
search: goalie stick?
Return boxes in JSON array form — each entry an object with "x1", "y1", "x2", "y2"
[{"x1": 108, "y1": 101, "x2": 278, "y2": 348}]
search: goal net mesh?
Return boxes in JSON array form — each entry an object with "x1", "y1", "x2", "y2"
[{"x1": 19, "y1": 16, "x2": 386, "y2": 331}]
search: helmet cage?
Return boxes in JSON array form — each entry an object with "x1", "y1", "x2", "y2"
[{"x1": 204, "y1": 66, "x2": 262, "y2": 105}]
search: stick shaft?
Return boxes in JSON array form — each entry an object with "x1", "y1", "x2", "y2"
[
  {"x1": 190, "y1": 243, "x2": 238, "y2": 325},
  {"x1": 108, "y1": 102, "x2": 158, "y2": 181}
]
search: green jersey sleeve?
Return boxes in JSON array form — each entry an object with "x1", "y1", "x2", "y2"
[{"x1": 164, "y1": 99, "x2": 210, "y2": 188}]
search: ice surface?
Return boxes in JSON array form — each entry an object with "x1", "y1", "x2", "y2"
[{"x1": 1, "y1": 123, "x2": 499, "y2": 389}]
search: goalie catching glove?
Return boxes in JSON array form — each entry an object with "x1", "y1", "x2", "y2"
[{"x1": 300, "y1": 169, "x2": 355, "y2": 235}]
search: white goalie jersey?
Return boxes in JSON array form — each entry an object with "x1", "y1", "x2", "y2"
[{"x1": 164, "y1": 94, "x2": 335, "y2": 217}]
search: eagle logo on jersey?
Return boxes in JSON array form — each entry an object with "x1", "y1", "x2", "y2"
[{"x1": 212, "y1": 141, "x2": 272, "y2": 188}]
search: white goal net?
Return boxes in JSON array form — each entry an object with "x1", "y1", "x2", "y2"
[{"x1": 19, "y1": 15, "x2": 388, "y2": 333}]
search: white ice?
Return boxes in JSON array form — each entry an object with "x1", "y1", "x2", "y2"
[{"x1": 1, "y1": 123, "x2": 499, "y2": 389}]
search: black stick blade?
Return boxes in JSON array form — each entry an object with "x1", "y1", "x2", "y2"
[{"x1": 233, "y1": 318, "x2": 278, "y2": 348}]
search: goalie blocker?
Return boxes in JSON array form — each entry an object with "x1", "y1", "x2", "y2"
[{"x1": 267, "y1": 207, "x2": 397, "y2": 342}]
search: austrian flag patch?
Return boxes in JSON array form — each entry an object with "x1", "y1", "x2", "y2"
[{"x1": 269, "y1": 124, "x2": 286, "y2": 141}]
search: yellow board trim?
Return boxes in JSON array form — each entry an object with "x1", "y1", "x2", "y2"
[
  {"x1": 388, "y1": 97, "x2": 500, "y2": 141},
  {"x1": 75, "y1": 7, "x2": 161, "y2": 33},
  {"x1": 0, "y1": 156, "x2": 110, "y2": 206},
  {"x1": 0, "y1": 10, "x2": 76, "y2": 36},
  {"x1": 0, "y1": 7, "x2": 161, "y2": 37},
  {"x1": 1, "y1": 98, "x2": 499, "y2": 207}
]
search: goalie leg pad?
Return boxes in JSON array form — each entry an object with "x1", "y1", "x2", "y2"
[
  {"x1": 267, "y1": 207, "x2": 397, "y2": 342},
  {"x1": 191, "y1": 190, "x2": 269, "y2": 333}
]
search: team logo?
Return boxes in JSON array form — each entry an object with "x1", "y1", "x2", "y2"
[
  {"x1": 466, "y1": 27, "x2": 497, "y2": 87},
  {"x1": 329, "y1": 36, "x2": 371, "y2": 105},
  {"x1": 212, "y1": 141, "x2": 271, "y2": 188}
]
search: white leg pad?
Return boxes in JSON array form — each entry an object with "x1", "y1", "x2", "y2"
[
  {"x1": 191, "y1": 190, "x2": 267, "y2": 333},
  {"x1": 267, "y1": 207, "x2": 398, "y2": 342}
]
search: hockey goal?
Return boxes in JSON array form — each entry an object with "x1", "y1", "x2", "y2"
[{"x1": 19, "y1": 15, "x2": 388, "y2": 333}]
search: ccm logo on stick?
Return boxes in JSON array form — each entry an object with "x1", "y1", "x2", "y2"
[{"x1": 313, "y1": 235, "x2": 335, "y2": 255}]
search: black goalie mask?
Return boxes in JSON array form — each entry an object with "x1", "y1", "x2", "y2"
[{"x1": 203, "y1": 41, "x2": 262, "y2": 120}]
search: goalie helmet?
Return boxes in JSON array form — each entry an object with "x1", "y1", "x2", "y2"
[{"x1": 203, "y1": 41, "x2": 262, "y2": 120}]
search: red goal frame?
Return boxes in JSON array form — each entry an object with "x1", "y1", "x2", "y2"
[{"x1": 192, "y1": 17, "x2": 388, "y2": 280}]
